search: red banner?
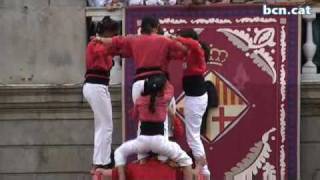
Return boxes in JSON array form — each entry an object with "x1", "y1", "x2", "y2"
[{"x1": 124, "y1": 5, "x2": 299, "y2": 180}]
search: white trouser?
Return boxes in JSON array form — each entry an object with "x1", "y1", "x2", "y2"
[
  {"x1": 132, "y1": 80, "x2": 145, "y2": 104},
  {"x1": 184, "y1": 93, "x2": 210, "y2": 176},
  {"x1": 114, "y1": 135, "x2": 192, "y2": 167},
  {"x1": 83, "y1": 83, "x2": 113, "y2": 165},
  {"x1": 132, "y1": 80, "x2": 170, "y2": 160}
]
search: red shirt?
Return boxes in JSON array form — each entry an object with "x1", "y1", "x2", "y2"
[
  {"x1": 112, "y1": 34, "x2": 186, "y2": 77},
  {"x1": 85, "y1": 41, "x2": 116, "y2": 77},
  {"x1": 133, "y1": 82, "x2": 174, "y2": 123},
  {"x1": 175, "y1": 37, "x2": 207, "y2": 77}
]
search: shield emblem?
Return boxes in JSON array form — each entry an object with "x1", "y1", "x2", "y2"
[{"x1": 176, "y1": 71, "x2": 249, "y2": 143}]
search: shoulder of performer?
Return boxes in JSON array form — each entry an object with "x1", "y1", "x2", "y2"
[
  {"x1": 176, "y1": 37, "x2": 201, "y2": 50},
  {"x1": 87, "y1": 39, "x2": 105, "y2": 52},
  {"x1": 87, "y1": 39, "x2": 99, "y2": 47},
  {"x1": 86, "y1": 40, "x2": 94, "y2": 50}
]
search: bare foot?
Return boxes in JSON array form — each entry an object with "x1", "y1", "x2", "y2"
[
  {"x1": 195, "y1": 156, "x2": 207, "y2": 167},
  {"x1": 95, "y1": 168, "x2": 113, "y2": 176}
]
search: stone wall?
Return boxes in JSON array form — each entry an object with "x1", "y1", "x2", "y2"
[
  {"x1": 0, "y1": 0, "x2": 87, "y2": 84},
  {"x1": 301, "y1": 82, "x2": 320, "y2": 180},
  {"x1": 0, "y1": 85, "x2": 122, "y2": 180},
  {"x1": 0, "y1": 1, "x2": 319, "y2": 179}
]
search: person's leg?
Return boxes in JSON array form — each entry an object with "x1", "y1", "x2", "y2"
[
  {"x1": 148, "y1": 136, "x2": 190, "y2": 165},
  {"x1": 164, "y1": 141, "x2": 194, "y2": 180},
  {"x1": 131, "y1": 80, "x2": 149, "y2": 161},
  {"x1": 201, "y1": 165, "x2": 211, "y2": 180},
  {"x1": 118, "y1": 165, "x2": 126, "y2": 180},
  {"x1": 114, "y1": 136, "x2": 149, "y2": 180},
  {"x1": 158, "y1": 97, "x2": 176, "y2": 162},
  {"x1": 94, "y1": 168, "x2": 113, "y2": 177},
  {"x1": 157, "y1": 116, "x2": 169, "y2": 162},
  {"x1": 149, "y1": 136, "x2": 193, "y2": 180},
  {"x1": 167, "y1": 96, "x2": 176, "y2": 138},
  {"x1": 182, "y1": 165, "x2": 193, "y2": 180},
  {"x1": 83, "y1": 83, "x2": 113, "y2": 166},
  {"x1": 184, "y1": 93, "x2": 210, "y2": 178},
  {"x1": 193, "y1": 156, "x2": 210, "y2": 180},
  {"x1": 132, "y1": 80, "x2": 145, "y2": 104},
  {"x1": 114, "y1": 137, "x2": 147, "y2": 166}
]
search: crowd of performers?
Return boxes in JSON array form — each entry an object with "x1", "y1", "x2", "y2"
[{"x1": 83, "y1": 15, "x2": 218, "y2": 180}]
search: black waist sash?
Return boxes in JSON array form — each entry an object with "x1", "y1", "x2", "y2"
[
  {"x1": 85, "y1": 69, "x2": 110, "y2": 85},
  {"x1": 140, "y1": 122, "x2": 164, "y2": 136},
  {"x1": 134, "y1": 66, "x2": 169, "y2": 82},
  {"x1": 183, "y1": 75, "x2": 206, "y2": 96}
]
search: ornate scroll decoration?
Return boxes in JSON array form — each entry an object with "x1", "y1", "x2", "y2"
[
  {"x1": 159, "y1": 18, "x2": 188, "y2": 24},
  {"x1": 225, "y1": 128, "x2": 277, "y2": 180},
  {"x1": 235, "y1": 17, "x2": 277, "y2": 24},
  {"x1": 191, "y1": 18, "x2": 232, "y2": 24},
  {"x1": 217, "y1": 27, "x2": 277, "y2": 84},
  {"x1": 279, "y1": 25, "x2": 287, "y2": 180}
]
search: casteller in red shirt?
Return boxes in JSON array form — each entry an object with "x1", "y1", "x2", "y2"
[
  {"x1": 132, "y1": 81, "x2": 174, "y2": 123},
  {"x1": 172, "y1": 36, "x2": 207, "y2": 96},
  {"x1": 111, "y1": 34, "x2": 186, "y2": 81},
  {"x1": 85, "y1": 40, "x2": 118, "y2": 85},
  {"x1": 175, "y1": 37, "x2": 207, "y2": 77}
]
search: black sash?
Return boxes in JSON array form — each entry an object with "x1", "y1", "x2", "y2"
[{"x1": 140, "y1": 122, "x2": 164, "y2": 136}]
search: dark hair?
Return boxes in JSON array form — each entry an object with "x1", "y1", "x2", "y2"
[
  {"x1": 158, "y1": 26, "x2": 164, "y2": 35},
  {"x1": 178, "y1": 29, "x2": 210, "y2": 62},
  {"x1": 200, "y1": 41, "x2": 210, "y2": 63},
  {"x1": 96, "y1": 16, "x2": 119, "y2": 36},
  {"x1": 177, "y1": 29, "x2": 199, "y2": 40},
  {"x1": 141, "y1": 16, "x2": 159, "y2": 35},
  {"x1": 142, "y1": 75, "x2": 167, "y2": 113}
]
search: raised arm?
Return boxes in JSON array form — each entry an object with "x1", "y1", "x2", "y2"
[
  {"x1": 95, "y1": 35, "x2": 133, "y2": 58},
  {"x1": 95, "y1": 36, "x2": 112, "y2": 44},
  {"x1": 176, "y1": 37, "x2": 202, "y2": 53},
  {"x1": 167, "y1": 38, "x2": 188, "y2": 61},
  {"x1": 168, "y1": 38, "x2": 188, "y2": 53}
]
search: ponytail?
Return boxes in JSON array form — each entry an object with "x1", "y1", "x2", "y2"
[
  {"x1": 142, "y1": 74, "x2": 167, "y2": 114},
  {"x1": 96, "y1": 21, "x2": 104, "y2": 35},
  {"x1": 200, "y1": 41, "x2": 210, "y2": 63},
  {"x1": 149, "y1": 92, "x2": 157, "y2": 113}
]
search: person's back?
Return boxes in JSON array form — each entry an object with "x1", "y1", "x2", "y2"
[
  {"x1": 111, "y1": 33, "x2": 184, "y2": 75},
  {"x1": 130, "y1": 34, "x2": 172, "y2": 69},
  {"x1": 86, "y1": 41, "x2": 113, "y2": 72},
  {"x1": 134, "y1": 80, "x2": 174, "y2": 123}
]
